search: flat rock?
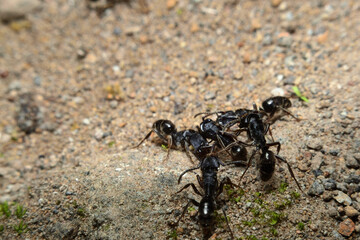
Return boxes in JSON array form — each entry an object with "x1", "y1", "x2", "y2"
[
  {"x1": 334, "y1": 191, "x2": 352, "y2": 206},
  {"x1": 338, "y1": 218, "x2": 355, "y2": 237}
]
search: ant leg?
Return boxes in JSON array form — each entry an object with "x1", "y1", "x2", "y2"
[
  {"x1": 194, "y1": 111, "x2": 217, "y2": 119},
  {"x1": 171, "y1": 198, "x2": 199, "y2": 227},
  {"x1": 164, "y1": 136, "x2": 173, "y2": 162},
  {"x1": 275, "y1": 154, "x2": 303, "y2": 193},
  {"x1": 239, "y1": 149, "x2": 257, "y2": 181},
  {"x1": 197, "y1": 174, "x2": 204, "y2": 189},
  {"x1": 221, "y1": 206, "x2": 234, "y2": 240},
  {"x1": 216, "y1": 140, "x2": 252, "y2": 155},
  {"x1": 182, "y1": 142, "x2": 194, "y2": 164},
  {"x1": 266, "y1": 141, "x2": 281, "y2": 155},
  {"x1": 215, "y1": 135, "x2": 233, "y2": 158},
  {"x1": 264, "y1": 123, "x2": 275, "y2": 142},
  {"x1": 178, "y1": 164, "x2": 201, "y2": 184},
  {"x1": 132, "y1": 130, "x2": 153, "y2": 148},
  {"x1": 280, "y1": 107, "x2": 301, "y2": 122},
  {"x1": 176, "y1": 183, "x2": 202, "y2": 196},
  {"x1": 217, "y1": 177, "x2": 239, "y2": 198},
  {"x1": 222, "y1": 119, "x2": 241, "y2": 133}
]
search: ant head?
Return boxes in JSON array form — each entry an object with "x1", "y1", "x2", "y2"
[
  {"x1": 160, "y1": 120, "x2": 176, "y2": 135},
  {"x1": 283, "y1": 98, "x2": 292, "y2": 108},
  {"x1": 202, "y1": 118, "x2": 213, "y2": 125}
]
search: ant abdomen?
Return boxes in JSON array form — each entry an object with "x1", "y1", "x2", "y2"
[{"x1": 259, "y1": 150, "x2": 276, "y2": 181}]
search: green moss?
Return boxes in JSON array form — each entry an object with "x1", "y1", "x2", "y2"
[
  {"x1": 251, "y1": 208, "x2": 260, "y2": 217},
  {"x1": 15, "y1": 205, "x2": 27, "y2": 219},
  {"x1": 0, "y1": 225, "x2": 4, "y2": 234},
  {"x1": 274, "y1": 199, "x2": 292, "y2": 210},
  {"x1": 77, "y1": 208, "x2": 86, "y2": 217},
  {"x1": 245, "y1": 235, "x2": 258, "y2": 240},
  {"x1": 291, "y1": 191, "x2": 301, "y2": 200},
  {"x1": 297, "y1": 222, "x2": 305, "y2": 230},
  {"x1": 0, "y1": 201, "x2": 11, "y2": 218},
  {"x1": 187, "y1": 206, "x2": 196, "y2": 213},
  {"x1": 167, "y1": 229, "x2": 178, "y2": 239},
  {"x1": 270, "y1": 227, "x2": 278, "y2": 236},
  {"x1": 278, "y1": 182, "x2": 288, "y2": 194},
  {"x1": 108, "y1": 141, "x2": 115, "y2": 147},
  {"x1": 268, "y1": 211, "x2": 283, "y2": 226},
  {"x1": 242, "y1": 219, "x2": 257, "y2": 227},
  {"x1": 13, "y1": 220, "x2": 27, "y2": 235}
]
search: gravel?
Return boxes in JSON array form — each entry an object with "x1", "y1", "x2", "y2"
[{"x1": 1, "y1": 0, "x2": 359, "y2": 239}]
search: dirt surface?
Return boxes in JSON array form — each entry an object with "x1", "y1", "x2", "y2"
[{"x1": 0, "y1": 0, "x2": 360, "y2": 239}]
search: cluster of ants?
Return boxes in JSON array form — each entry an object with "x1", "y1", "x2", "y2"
[{"x1": 134, "y1": 96, "x2": 303, "y2": 239}]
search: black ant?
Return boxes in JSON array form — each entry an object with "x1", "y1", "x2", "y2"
[
  {"x1": 173, "y1": 129, "x2": 213, "y2": 162},
  {"x1": 134, "y1": 120, "x2": 213, "y2": 163},
  {"x1": 133, "y1": 119, "x2": 177, "y2": 160},
  {"x1": 196, "y1": 117, "x2": 248, "y2": 165},
  {"x1": 222, "y1": 112, "x2": 303, "y2": 192},
  {"x1": 261, "y1": 96, "x2": 300, "y2": 123},
  {"x1": 194, "y1": 108, "x2": 253, "y2": 131},
  {"x1": 172, "y1": 155, "x2": 237, "y2": 239}
]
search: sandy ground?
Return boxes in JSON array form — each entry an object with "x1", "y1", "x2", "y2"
[{"x1": 0, "y1": 0, "x2": 360, "y2": 239}]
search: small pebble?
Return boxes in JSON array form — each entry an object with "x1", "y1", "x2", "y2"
[
  {"x1": 336, "y1": 182, "x2": 348, "y2": 192},
  {"x1": 233, "y1": 71, "x2": 243, "y2": 80},
  {"x1": 271, "y1": 0, "x2": 282, "y2": 8},
  {"x1": 94, "y1": 128, "x2": 104, "y2": 141},
  {"x1": 308, "y1": 180, "x2": 324, "y2": 196},
  {"x1": 271, "y1": 87, "x2": 285, "y2": 96},
  {"x1": 322, "y1": 179, "x2": 337, "y2": 190},
  {"x1": 125, "y1": 69, "x2": 134, "y2": 78},
  {"x1": 77, "y1": 48, "x2": 87, "y2": 59},
  {"x1": 73, "y1": 96, "x2": 85, "y2": 105},
  {"x1": 345, "y1": 154, "x2": 359, "y2": 169},
  {"x1": 306, "y1": 138, "x2": 323, "y2": 151},
  {"x1": 34, "y1": 76, "x2": 42, "y2": 86},
  {"x1": 262, "y1": 33, "x2": 273, "y2": 46},
  {"x1": 204, "y1": 91, "x2": 216, "y2": 101},
  {"x1": 8, "y1": 81, "x2": 22, "y2": 91},
  {"x1": 328, "y1": 206, "x2": 339, "y2": 218},
  {"x1": 338, "y1": 218, "x2": 355, "y2": 237},
  {"x1": 110, "y1": 100, "x2": 118, "y2": 109},
  {"x1": 284, "y1": 75, "x2": 296, "y2": 85},
  {"x1": 113, "y1": 27, "x2": 122, "y2": 36},
  {"x1": 311, "y1": 154, "x2": 324, "y2": 170},
  {"x1": 344, "y1": 174, "x2": 360, "y2": 184},
  {"x1": 344, "y1": 206, "x2": 359, "y2": 217},
  {"x1": 277, "y1": 36, "x2": 293, "y2": 48},
  {"x1": 65, "y1": 191, "x2": 75, "y2": 196},
  {"x1": 334, "y1": 191, "x2": 352, "y2": 206},
  {"x1": 83, "y1": 118, "x2": 90, "y2": 125},
  {"x1": 167, "y1": 0, "x2": 177, "y2": 10}
]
